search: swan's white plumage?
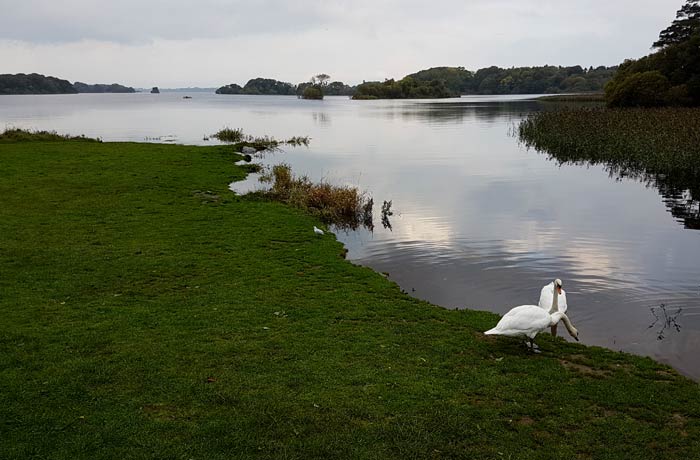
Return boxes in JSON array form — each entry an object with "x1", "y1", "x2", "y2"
[
  {"x1": 484, "y1": 279, "x2": 579, "y2": 343},
  {"x1": 538, "y1": 281, "x2": 567, "y2": 314},
  {"x1": 484, "y1": 305, "x2": 557, "y2": 339}
]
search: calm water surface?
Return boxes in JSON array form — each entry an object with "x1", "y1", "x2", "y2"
[{"x1": 2, "y1": 93, "x2": 699, "y2": 379}]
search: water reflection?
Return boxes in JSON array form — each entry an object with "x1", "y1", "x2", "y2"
[
  {"x1": 534, "y1": 147, "x2": 700, "y2": 232},
  {"x1": 649, "y1": 304, "x2": 683, "y2": 341},
  {"x1": 312, "y1": 112, "x2": 331, "y2": 126}
]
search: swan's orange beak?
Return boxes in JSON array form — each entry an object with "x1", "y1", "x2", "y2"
[{"x1": 557, "y1": 287, "x2": 562, "y2": 295}]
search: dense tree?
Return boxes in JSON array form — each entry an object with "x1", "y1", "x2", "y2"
[
  {"x1": 606, "y1": 1, "x2": 700, "y2": 106},
  {"x1": 241, "y1": 78, "x2": 295, "y2": 95},
  {"x1": 215, "y1": 83, "x2": 243, "y2": 94},
  {"x1": 0, "y1": 73, "x2": 76, "y2": 95},
  {"x1": 403, "y1": 66, "x2": 615, "y2": 96},
  {"x1": 653, "y1": 0, "x2": 700, "y2": 48},
  {"x1": 406, "y1": 67, "x2": 474, "y2": 94},
  {"x1": 312, "y1": 74, "x2": 330, "y2": 86},
  {"x1": 352, "y1": 77, "x2": 458, "y2": 99},
  {"x1": 73, "y1": 82, "x2": 135, "y2": 93},
  {"x1": 301, "y1": 85, "x2": 323, "y2": 100},
  {"x1": 605, "y1": 71, "x2": 672, "y2": 107},
  {"x1": 324, "y1": 81, "x2": 354, "y2": 96}
]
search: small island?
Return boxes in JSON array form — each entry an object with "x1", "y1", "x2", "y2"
[{"x1": 150, "y1": 87, "x2": 160, "y2": 94}]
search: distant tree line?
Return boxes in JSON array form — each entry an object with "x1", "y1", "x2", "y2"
[
  {"x1": 406, "y1": 66, "x2": 616, "y2": 95},
  {"x1": 73, "y1": 82, "x2": 135, "y2": 93},
  {"x1": 216, "y1": 78, "x2": 296, "y2": 95},
  {"x1": 0, "y1": 73, "x2": 136, "y2": 95},
  {"x1": 0, "y1": 73, "x2": 76, "y2": 95},
  {"x1": 352, "y1": 77, "x2": 457, "y2": 99},
  {"x1": 216, "y1": 76, "x2": 353, "y2": 97},
  {"x1": 217, "y1": 66, "x2": 615, "y2": 100},
  {"x1": 605, "y1": 0, "x2": 700, "y2": 107}
]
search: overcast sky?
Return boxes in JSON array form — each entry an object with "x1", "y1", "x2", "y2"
[{"x1": 0, "y1": 0, "x2": 681, "y2": 87}]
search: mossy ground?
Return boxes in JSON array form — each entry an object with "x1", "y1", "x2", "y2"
[{"x1": 1, "y1": 140, "x2": 698, "y2": 459}]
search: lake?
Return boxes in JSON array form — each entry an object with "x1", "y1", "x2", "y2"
[{"x1": 2, "y1": 92, "x2": 699, "y2": 379}]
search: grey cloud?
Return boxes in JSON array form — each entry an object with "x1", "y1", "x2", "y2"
[{"x1": 0, "y1": 0, "x2": 331, "y2": 43}]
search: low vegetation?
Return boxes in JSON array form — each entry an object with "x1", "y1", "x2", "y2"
[
  {"x1": 1, "y1": 137, "x2": 699, "y2": 459},
  {"x1": 211, "y1": 128, "x2": 309, "y2": 150},
  {"x1": 259, "y1": 164, "x2": 373, "y2": 229},
  {"x1": 0, "y1": 128, "x2": 101, "y2": 143}
]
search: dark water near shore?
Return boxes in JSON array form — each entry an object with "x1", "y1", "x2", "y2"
[{"x1": 2, "y1": 93, "x2": 699, "y2": 379}]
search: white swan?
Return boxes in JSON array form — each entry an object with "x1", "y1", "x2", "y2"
[
  {"x1": 484, "y1": 279, "x2": 579, "y2": 350},
  {"x1": 538, "y1": 279, "x2": 568, "y2": 336}
]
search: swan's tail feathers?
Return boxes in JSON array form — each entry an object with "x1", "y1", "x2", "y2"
[{"x1": 484, "y1": 327, "x2": 498, "y2": 335}]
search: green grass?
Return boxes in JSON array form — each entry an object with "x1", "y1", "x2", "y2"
[{"x1": 1, "y1": 139, "x2": 699, "y2": 459}]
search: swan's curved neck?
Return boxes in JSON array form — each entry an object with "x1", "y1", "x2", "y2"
[
  {"x1": 551, "y1": 312, "x2": 577, "y2": 337},
  {"x1": 548, "y1": 283, "x2": 559, "y2": 314}
]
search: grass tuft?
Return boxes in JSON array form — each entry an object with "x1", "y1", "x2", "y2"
[
  {"x1": 260, "y1": 163, "x2": 373, "y2": 229},
  {"x1": 212, "y1": 128, "x2": 310, "y2": 151}
]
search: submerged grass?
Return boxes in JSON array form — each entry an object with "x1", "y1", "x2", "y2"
[
  {"x1": 1, "y1": 137, "x2": 699, "y2": 459},
  {"x1": 212, "y1": 128, "x2": 310, "y2": 151}
]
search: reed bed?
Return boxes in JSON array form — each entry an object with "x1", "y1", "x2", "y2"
[
  {"x1": 260, "y1": 163, "x2": 373, "y2": 229},
  {"x1": 519, "y1": 107, "x2": 700, "y2": 180}
]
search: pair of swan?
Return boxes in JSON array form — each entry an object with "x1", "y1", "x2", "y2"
[{"x1": 484, "y1": 279, "x2": 578, "y2": 350}]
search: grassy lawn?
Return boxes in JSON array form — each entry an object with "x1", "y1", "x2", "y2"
[{"x1": 1, "y1": 139, "x2": 699, "y2": 459}]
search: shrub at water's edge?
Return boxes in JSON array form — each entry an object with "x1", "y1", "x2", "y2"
[{"x1": 259, "y1": 163, "x2": 373, "y2": 230}]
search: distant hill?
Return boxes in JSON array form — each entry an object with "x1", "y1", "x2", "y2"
[
  {"x1": 0, "y1": 73, "x2": 76, "y2": 95},
  {"x1": 73, "y1": 82, "x2": 135, "y2": 93}
]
